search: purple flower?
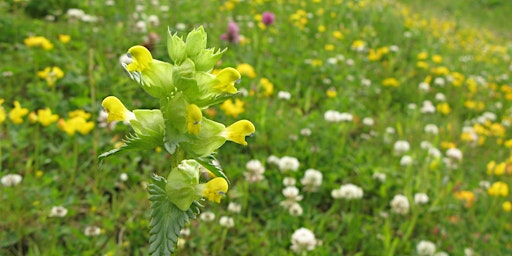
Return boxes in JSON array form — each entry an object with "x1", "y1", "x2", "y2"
[
  {"x1": 220, "y1": 21, "x2": 240, "y2": 44},
  {"x1": 261, "y1": 11, "x2": 275, "y2": 26}
]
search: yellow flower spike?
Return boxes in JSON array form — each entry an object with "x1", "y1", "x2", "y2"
[
  {"x1": 202, "y1": 177, "x2": 229, "y2": 203},
  {"x1": 214, "y1": 67, "x2": 240, "y2": 94},
  {"x1": 9, "y1": 101, "x2": 29, "y2": 124},
  {"x1": 126, "y1": 45, "x2": 153, "y2": 72},
  {"x1": 222, "y1": 120, "x2": 255, "y2": 146},
  {"x1": 37, "y1": 108, "x2": 59, "y2": 126},
  {"x1": 187, "y1": 104, "x2": 202, "y2": 135},
  {"x1": 101, "y1": 96, "x2": 135, "y2": 122}
]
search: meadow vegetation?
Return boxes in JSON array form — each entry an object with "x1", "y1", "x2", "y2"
[{"x1": 1, "y1": 0, "x2": 511, "y2": 255}]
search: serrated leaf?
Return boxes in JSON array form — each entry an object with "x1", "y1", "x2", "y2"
[
  {"x1": 98, "y1": 132, "x2": 163, "y2": 161},
  {"x1": 195, "y1": 155, "x2": 230, "y2": 186},
  {"x1": 148, "y1": 174, "x2": 202, "y2": 256}
]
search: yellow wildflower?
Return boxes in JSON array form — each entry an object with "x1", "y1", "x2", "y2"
[
  {"x1": 37, "y1": 66, "x2": 64, "y2": 87},
  {"x1": 236, "y1": 63, "x2": 257, "y2": 79},
  {"x1": 8, "y1": 101, "x2": 29, "y2": 124},
  {"x1": 101, "y1": 96, "x2": 135, "y2": 122},
  {"x1": 214, "y1": 68, "x2": 240, "y2": 94},
  {"x1": 0, "y1": 99, "x2": 5, "y2": 124},
  {"x1": 382, "y1": 78, "x2": 399, "y2": 87},
  {"x1": 488, "y1": 181, "x2": 509, "y2": 197},
  {"x1": 416, "y1": 61, "x2": 429, "y2": 69},
  {"x1": 436, "y1": 102, "x2": 451, "y2": 115},
  {"x1": 505, "y1": 139, "x2": 512, "y2": 148},
  {"x1": 201, "y1": 177, "x2": 228, "y2": 203},
  {"x1": 326, "y1": 87, "x2": 337, "y2": 98},
  {"x1": 431, "y1": 66, "x2": 450, "y2": 76},
  {"x1": 23, "y1": 36, "x2": 54, "y2": 50},
  {"x1": 58, "y1": 34, "x2": 71, "y2": 44},
  {"x1": 220, "y1": 99, "x2": 245, "y2": 118},
  {"x1": 259, "y1": 78, "x2": 274, "y2": 96},
  {"x1": 431, "y1": 54, "x2": 443, "y2": 63},
  {"x1": 417, "y1": 52, "x2": 428, "y2": 60},
  {"x1": 58, "y1": 116, "x2": 95, "y2": 136},
  {"x1": 187, "y1": 104, "x2": 202, "y2": 135},
  {"x1": 503, "y1": 201, "x2": 512, "y2": 212},
  {"x1": 332, "y1": 30, "x2": 343, "y2": 39},
  {"x1": 318, "y1": 25, "x2": 326, "y2": 33},
  {"x1": 454, "y1": 190, "x2": 475, "y2": 208},
  {"x1": 351, "y1": 40, "x2": 365, "y2": 51},
  {"x1": 222, "y1": 120, "x2": 255, "y2": 146},
  {"x1": 324, "y1": 44, "x2": 335, "y2": 51},
  {"x1": 34, "y1": 108, "x2": 59, "y2": 126}
]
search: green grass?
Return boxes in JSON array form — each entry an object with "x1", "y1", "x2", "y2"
[{"x1": 1, "y1": 0, "x2": 512, "y2": 255}]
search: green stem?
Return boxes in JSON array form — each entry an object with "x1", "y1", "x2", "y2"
[
  {"x1": 217, "y1": 228, "x2": 228, "y2": 256},
  {"x1": 34, "y1": 124, "x2": 40, "y2": 173}
]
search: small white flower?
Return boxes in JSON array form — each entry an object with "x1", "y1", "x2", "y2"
[
  {"x1": 464, "y1": 248, "x2": 474, "y2": 256},
  {"x1": 424, "y1": 124, "x2": 439, "y2": 134},
  {"x1": 290, "y1": 227, "x2": 317, "y2": 254},
  {"x1": 66, "y1": 8, "x2": 85, "y2": 20},
  {"x1": 332, "y1": 184, "x2": 364, "y2": 200},
  {"x1": 199, "y1": 211, "x2": 215, "y2": 222},
  {"x1": 400, "y1": 155, "x2": 413, "y2": 166},
  {"x1": 479, "y1": 180, "x2": 490, "y2": 189},
  {"x1": 279, "y1": 156, "x2": 300, "y2": 173},
  {"x1": 267, "y1": 155, "x2": 281, "y2": 165},
  {"x1": 288, "y1": 202, "x2": 303, "y2": 216},
  {"x1": 148, "y1": 15, "x2": 160, "y2": 26},
  {"x1": 408, "y1": 103, "x2": 417, "y2": 110},
  {"x1": 393, "y1": 140, "x2": 410, "y2": 155},
  {"x1": 49, "y1": 206, "x2": 68, "y2": 218},
  {"x1": 372, "y1": 172, "x2": 386, "y2": 182},
  {"x1": 327, "y1": 57, "x2": 338, "y2": 65},
  {"x1": 219, "y1": 216, "x2": 234, "y2": 228},
  {"x1": 119, "y1": 173, "x2": 128, "y2": 182},
  {"x1": 1, "y1": 174, "x2": 22, "y2": 187},
  {"x1": 446, "y1": 148, "x2": 463, "y2": 161},
  {"x1": 362, "y1": 117, "x2": 374, "y2": 126},
  {"x1": 180, "y1": 228, "x2": 190, "y2": 237},
  {"x1": 300, "y1": 128, "x2": 312, "y2": 136},
  {"x1": 434, "y1": 77, "x2": 445, "y2": 87},
  {"x1": 390, "y1": 194, "x2": 410, "y2": 215},
  {"x1": 339, "y1": 112, "x2": 353, "y2": 122},
  {"x1": 417, "y1": 240, "x2": 436, "y2": 256},
  {"x1": 345, "y1": 59, "x2": 355, "y2": 66},
  {"x1": 420, "y1": 141, "x2": 433, "y2": 149},
  {"x1": 278, "y1": 91, "x2": 291, "y2": 100},
  {"x1": 300, "y1": 169, "x2": 323, "y2": 192},
  {"x1": 282, "y1": 186, "x2": 303, "y2": 201},
  {"x1": 386, "y1": 127, "x2": 396, "y2": 134},
  {"x1": 361, "y1": 78, "x2": 372, "y2": 87},
  {"x1": 414, "y1": 193, "x2": 429, "y2": 205},
  {"x1": 390, "y1": 45, "x2": 399, "y2": 52},
  {"x1": 84, "y1": 226, "x2": 101, "y2": 236},
  {"x1": 418, "y1": 82, "x2": 430, "y2": 92},
  {"x1": 227, "y1": 202, "x2": 242, "y2": 214},
  {"x1": 135, "y1": 20, "x2": 147, "y2": 33},
  {"x1": 324, "y1": 110, "x2": 342, "y2": 122},
  {"x1": 435, "y1": 92, "x2": 446, "y2": 101},
  {"x1": 428, "y1": 147, "x2": 442, "y2": 158},
  {"x1": 421, "y1": 100, "x2": 436, "y2": 114},
  {"x1": 283, "y1": 177, "x2": 296, "y2": 187}
]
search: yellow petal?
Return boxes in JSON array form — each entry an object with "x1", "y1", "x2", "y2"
[
  {"x1": 202, "y1": 177, "x2": 229, "y2": 203},
  {"x1": 101, "y1": 96, "x2": 134, "y2": 122},
  {"x1": 223, "y1": 120, "x2": 255, "y2": 146},
  {"x1": 187, "y1": 104, "x2": 202, "y2": 135},
  {"x1": 215, "y1": 67, "x2": 240, "y2": 94},
  {"x1": 126, "y1": 45, "x2": 153, "y2": 72}
]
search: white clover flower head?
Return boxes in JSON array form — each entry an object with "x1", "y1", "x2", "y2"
[
  {"x1": 418, "y1": 82, "x2": 430, "y2": 92},
  {"x1": 339, "y1": 112, "x2": 353, "y2": 122},
  {"x1": 446, "y1": 148, "x2": 463, "y2": 161},
  {"x1": 390, "y1": 194, "x2": 410, "y2": 215},
  {"x1": 300, "y1": 169, "x2": 323, "y2": 192},
  {"x1": 332, "y1": 183, "x2": 364, "y2": 200},
  {"x1": 81, "y1": 14, "x2": 98, "y2": 23},
  {"x1": 434, "y1": 77, "x2": 445, "y2": 87},
  {"x1": 417, "y1": 240, "x2": 436, "y2": 256},
  {"x1": 267, "y1": 155, "x2": 281, "y2": 165},
  {"x1": 66, "y1": 8, "x2": 85, "y2": 20},
  {"x1": 434, "y1": 252, "x2": 449, "y2": 256},
  {"x1": 464, "y1": 248, "x2": 474, "y2": 256},
  {"x1": 135, "y1": 20, "x2": 147, "y2": 33},
  {"x1": 288, "y1": 202, "x2": 303, "y2": 216},
  {"x1": 278, "y1": 91, "x2": 291, "y2": 100},
  {"x1": 244, "y1": 159, "x2": 265, "y2": 183},
  {"x1": 428, "y1": 147, "x2": 442, "y2": 158},
  {"x1": 219, "y1": 216, "x2": 234, "y2": 228},
  {"x1": 1, "y1": 174, "x2": 22, "y2": 187},
  {"x1": 386, "y1": 127, "x2": 396, "y2": 134},
  {"x1": 324, "y1": 110, "x2": 342, "y2": 122},
  {"x1": 372, "y1": 172, "x2": 386, "y2": 182},
  {"x1": 327, "y1": 57, "x2": 338, "y2": 65},
  {"x1": 346, "y1": 59, "x2": 355, "y2": 66},
  {"x1": 119, "y1": 172, "x2": 128, "y2": 181},
  {"x1": 420, "y1": 141, "x2": 433, "y2": 149},
  {"x1": 278, "y1": 156, "x2": 300, "y2": 173},
  {"x1": 300, "y1": 128, "x2": 312, "y2": 136},
  {"x1": 283, "y1": 177, "x2": 296, "y2": 187},
  {"x1": 148, "y1": 15, "x2": 160, "y2": 27},
  {"x1": 435, "y1": 92, "x2": 446, "y2": 101},
  {"x1": 362, "y1": 117, "x2": 374, "y2": 126},
  {"x1": 424, "y1": 124, "x2": 439, "y2": 134},
  {"x1": 361, "y1": 78, "x2": 372, "y2": 87},
  {"x1": 421, "y1": 100, "x2": 436, "y2": 114},
  {"x1": 479, "y1": 180, "x2": 491, "y2": 189},
  {"x1": 290, "y1": 227, "x2": 317, "y2": 254},
  {"x1": 400, "y1": 155, "x2": 413, "y2": 166},
  {"x1": 180, "y1": 228, "x2": 190, "y2": 237},
  {"x1": 390, "y1": 45, "x2": 399, "y2": 52},
  {"x1": 227, "y1": 202, "x2": 242, "y2": 214},
  {"x1": 482, "y1": 112, "x2": 497, "y2": 121},
  {"x1": 408, "y1": 103, "x2": 417, "y2": 110},
  {"x1": 282, "y1": 186, "x2": 303, "y2": 201},
  {"x1": 49, "y1": 206, "x2": 68, "y2": 218},
  {"x1": 199, "y1": 211, "x2": 215, "y2": 222},
  {"x1": 414, "y1": 193, "x2": 429, "y2": 205},
  {"x1": 105, "y1": 0, "x2": 115, "y2": 6},
  {"x1": 393, "y1": 140, "x2": 410, "y2": 155},
  {"x1": 175, "y1": 22, "x2": 187, "y2": 30},
  {"x1": 84, "y1": 226, "x2": 101, "y2": 236}
]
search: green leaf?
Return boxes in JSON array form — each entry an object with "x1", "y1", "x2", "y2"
[
  {"x1": 195, "y1": 155, "x2": 230, "y2": 186},
  {"x1": 148, "y1": 174, "x2": 202, "y2": 256},
  {"x1": 98, "y1": 132, "x2": 162, "y2": 161}
]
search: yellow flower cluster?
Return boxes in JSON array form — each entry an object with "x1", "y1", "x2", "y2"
[
  {"x1": 58, "y1": 110, "x2": 95, "y2": 136},
  {"x1": 37, "y1": 67, "x2": 65, "y2": 87},
  {"x1": 23, "y1": 36, "x2": 54, "y2": 50}
]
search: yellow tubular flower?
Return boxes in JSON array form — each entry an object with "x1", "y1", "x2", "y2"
[
  {"x1": 126, "y1": 45, "x2": 153, "y2": 72},
  {"x1": 101, "y1": 96, "x2": 136, "y2": 122},
  {"x1": 222, "y1": 120, "x2": 255, "y2": 146},
  {"x1": 214, "y1": 68, "x2": 240, "y2": 94},
  {"x1": 187, "y1": 104, "x2": 202, "y2": 135},
  {"x1": 202, "y1": 177, "x2": 229, "y2": 203}
]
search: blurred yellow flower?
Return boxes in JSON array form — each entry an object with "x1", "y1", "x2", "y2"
[
  {"x1": 58, "y1": 110, "x2": 95, "y2": 136},
  {"x1": 324, "y1": 44, "x2": 335, "y2": 51},
  {"x1": 31, "y1": 108, "x2": 59, "y2": 126},
  {"x1": 24, "y1": 36, "x2": 54, "y2": 50},
  {"x1": 326, "y1": 87, "x2": 337, "y2": 98},
  {"x1": 318, "y1": 25, "x2": 326, "y2": 32},
  {"x1": 220, "y1": 98, "x2": 245, "y2": 118},
  {"x1": 436, "y1": 102, "x2": 451, "y2": 115},
  {"x1": 37, "y1": 66, "x2": 64, "y2": 87},
  {"x1": 503, "y1": 201, "x2": 512, "y2": 212},
  {"x1": 416, "y1": 61, "x2": 429, "y2": 69},
  {"x1": 8, "y1": 101, "x2": 29, "y2": 124},
  {"x1": 382, "y1": 78, "x2": 399, "y2": 87},
  {"x1": 236, "y1": 63, "x2": 257, "y2": 79},
  {"x1": 332, "y1": 30, "x2": 343, "y2": 39},
  {"x1": 454, "y1": 190, "x2": 475, "y2": 208},
  {"x1": 417, "y1": 52, "x2": 428, "y2": 60},
  {"x1": 69, "y1": 109, "x2": 92, "y2": 120},
  {"x1": 0, "y1": 99, "x2": 5, "y2": 124},
  {"x1": 259, "y1": 78, "x2": 274, "y2": 96},
  {"x1": 431, "y1": 54, "x2": 443, "y2": 63},
  {"x1": 58, "y1": 34, "x2": 71, "y2": 43},
  {"x1": 488, "y1": 181, "x2": 509, "y2": 197}
]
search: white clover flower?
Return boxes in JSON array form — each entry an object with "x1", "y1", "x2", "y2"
[
  {"x1": 386, "y1": 127, "x2": 396, "y2": 134},
  {"x1": 278, "y1": 91, "x2": 291, "y2": 100},
  {"x1": 400, "y1": 155, "x2": 413, "y2": 166},
  {"x1": 219, "y1": 216, "x2": 234, "y2": 228},
  {"x1": 435, "y1": 92, "x2": 446, "y2": 101},
  {"x1": 414, "y1": 193, "x2": 429, "y2": 205},
  {"x1": 283, "y1": 177, "x2": 296, "y2": 187},
  {"x1": 446, "y1": 148, "x2": 463, "y2": 161},
  {"x1": 420, "y1": 141, "x2": 433, "y2": 149},
  {"x1": 332, "y1": 184, "x2": 364, "y2": 200},
  {"x1": 279, "y1": 156, "x2": 300, "y2": 173},
  {"x1": 479, "y1": 180, "x2": 490, "y2": 189},
  {"x1": 300, "y1": 169, "x2": 323, "y2": 192},
  {"x1": 434, "y1": 252, "x2": 449, "y2": 256},
  {"x1": 180, "y1": 228, "x2": 190, "y2": 237},
  {"x1": 288, "y1": 202, "x2": 303, "y2": 216},
  {"x1": 361, "y1": 78, "x2": 372, "y2": 87},
  {"x1": 372, "y1": 172, "x2": 386, "y2": 182},
  {"x1": 408, "y1": 103, "x2": 417, "y2": 110},
  {"x1": 84, "y1": 226, "x2": 101, "y2": 236},
  {"x1": 119, "y1": 173, "x2": 128, "y2": 181},
  {"x1": 390, "y1": 194, "x2": 410, "y2": 215},
  {"x1": 300, "y1": 128, "x2": 312, "y2": 136},
  {"x1": 346, "y1": 59, "x2": 355, "y2": 66},
  {"x1": 418, "y1": 82, "x2": 430, "y2": 92},
  {"x1": 135, "y1": 20, "x2": 147, "y2": 33},
  {"x1": 424, "y1": 124, "x2": 439, "y2": 134},
  {"x1": 327, "y1": 57, "x2": 338, "y2": 65},
  {"x1": 434, "y1": 77, "x2": 445, "y2": 87},
  {"x1": 290, "y1": 227, "x2": 317, "y2": 254},
  {"x1": 428, "y1": 147, "x2": 442, "y2": 158},
  {"x1": 464, "y1": 248, "x2": 474, "y2": 256},
  {"x1": 1, "y1": 174, "x2": 22, "y2": 187},
  {"x1": 362, "y1": 117, "x2": 374, "y2": 126},
  {"x1": 148, "y1": 15, "x2": 160, "y2": 27},
  {"x1": 417, "y1": 240, "x2": 436, "y2": 256},
  {"x1": 324, "y1": 110, "x2": 342, "y2": 122},
  {"x1": 244, "y1": 159, "x2": 265, "y2": 183},
  {"x1": 267, "y1": 155, "x2": 281, "y2": 165},
  {"x1": 339, "y1": 112, "x2": 353, "y2": 122},
  {"x1": 282, "y1": 186, "x2": 303, "y2": 201},
  {"x1": 105, "y1": 0, "x2": 115, "y2": 6},
  {"x1": 66, "y1": 8, "x2": 85, "y2": 21},
  {"x1": 421, "y1": 100, "x2": 436, "y2": 114},
  {"x1": 393, "y1": 140, "x2": 410, "y2": 155},
  {"x1": 49, "y1": 206, "x2": 68, "y2": 218},
  {"x1": 390, "y1": 45, "x2": 399, "y2": 52},
  {"x1": 404, "y1": 31, "x2": 412, "y2": 37},
  {"x1": 199, "y1": 211, "x2": 215, "y2": 222},
  {"x1": 227, "y1": 202, "x2": 242, "y2": 214}
]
